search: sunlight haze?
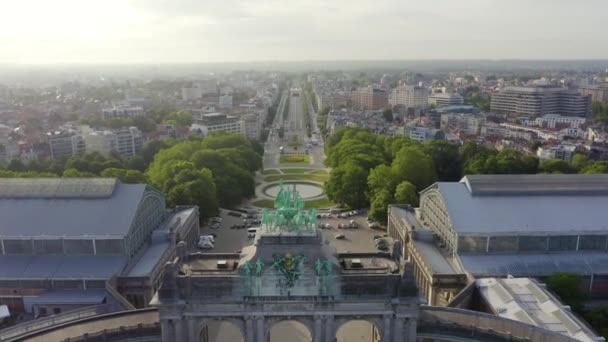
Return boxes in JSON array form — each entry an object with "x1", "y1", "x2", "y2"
[{"x1": 1, "y1": 0, "x2": 607, "y2": 64}]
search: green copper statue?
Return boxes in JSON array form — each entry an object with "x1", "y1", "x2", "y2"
[{"x1": 262, "y1": 179, "x2": 319, "y2": 233}]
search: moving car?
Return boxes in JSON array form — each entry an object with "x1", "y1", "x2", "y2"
[
  {"x1": 335, "y1": 234, "x2": 345, "y2": 240},
  {"x1": 247, "y1": 228, "x2": 259, "y2": 238}
]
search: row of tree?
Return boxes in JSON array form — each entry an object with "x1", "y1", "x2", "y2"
[
  {"x1": 324, "y1": 127, "x2": 608, "y2": 222},
  {"x1": 80, "y1": 108, "x2": 193, "y2": 133}
]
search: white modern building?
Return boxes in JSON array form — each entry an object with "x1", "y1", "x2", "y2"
[
  {"x1": 428, "y1": 93, "x2": 464, "y2": 108},
  {"x1": 523, "y1": 114, "x2": 586, "y2": 129},
  {"x1": 84, "y1": 127, "x2": 143, "y2": 158},
  {"x1": 102, "y1": 105, "x2": 144, "y2": 118},
  {"x1": 190, "y1": 113, "x2": 242, "y2": 136}
]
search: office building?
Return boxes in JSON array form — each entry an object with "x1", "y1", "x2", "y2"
[
  {"x1": 102, "y1": 105, "x2": 144, "y2": 119},
  {"x1": 388, "y1": 174, "x2": 608, "y2": 306},
  {"x1": 398, "y1": 126, "x2": 444, "y2": 143},
  {"x1": 83, "y1": 127, "x2": 143, "y2": 158},
  {"x1": 240, "y1": 113, "x2": 261, "y2": 140},
  {"x1": 428, "y1": 93, "x2": 464, "y2": 108},
  {"x1": 579, "y1": 84, "x2": 608, "y2": 102},
  {"x1": 440, "y1": 113, "x2": 485, "y2": 135},
  {"x1": 491, "y1": 86, "x2": 591, "y2": 117},
  {"x1": 84, "y1": 130, "x2": 116, "y2": 155},
  {"x1": 351, "y1": 86, "x2": 388, "y2": 111},
  {"x1": 537, "y1": 145, "x2": 578, "y2": 162},
  {"x1": 219, "y1": 94, "x2": 233, "y2": 110},
  {"x1": 47, "y1": 131, "x2": 85, "y2": 159},
  {"x1": 114, "y1": 127, "x2": 143, "y2": 157},
  {"x1": 389, "y1": 85, "x2": 428, "y2": 109},
  {"x1": 191, "y1": 113, "x2": 242, "y2": 136},
  {"x1": 0, "y1": 178, "x2": 199, "y2": 313}
]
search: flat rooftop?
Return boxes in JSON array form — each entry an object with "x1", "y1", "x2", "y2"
[{"x1": 462, "y1": 174, "x2": 608, "y2": 196}]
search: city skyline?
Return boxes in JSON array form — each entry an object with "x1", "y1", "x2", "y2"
[{"x1": 2, "y1": 0, "x2": 608, "y2": 64}]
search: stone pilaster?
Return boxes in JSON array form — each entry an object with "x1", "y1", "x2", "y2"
[
  {"x1": 405, "y1": 318, "x2": 417, "y2": 342},
  {"x1": 246, "y1": 317, "x2": 255, "y2": 342},
  {"x1": 383, "y1": 316, "x2": 392, "y2": 342},
  {"x1": 256, "y1": 316, "x2": 265, "y2": 342},
  {"x1": 392, "y1": 318, "x2": 405, "y2": 342},
  {"x1": 161, "y1": 319, "x2": 174, "y2": 342}
]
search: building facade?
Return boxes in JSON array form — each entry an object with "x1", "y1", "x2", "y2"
[
  {"x1": 389, "y1": 86, "x2": 428, "y2": 109},
  {"x1": 47, "y1": 131, "x2": 85, "y2": 159},
  {"x1": 102, "y1": 105, "x2": 144, "y2": 118},
  {"x1": 491, "y1": 86, "x2": 591, "y2": 117},
  {"x1": 351, "y1": 87, "x2": 389, "y2": 111},
  {"x1": 579, "y1": 84, "x2": 608, "y2": 102},
  {"x1": 153, "y1": 185, "x2": 419, "y2": 342},
  {"x1": 191, "y1": 113, "x2": 243, "y2": 136},
  {"x1": 428, "y1": 93, "x2": 464, "y2": 108},
  {"x1": 0, "y1": 178, "x2": 199, "y2": 313}
]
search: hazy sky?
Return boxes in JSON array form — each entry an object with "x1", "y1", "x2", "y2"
[{"x1": 1, "y1": 0, "x2": 606, "y2": 64}]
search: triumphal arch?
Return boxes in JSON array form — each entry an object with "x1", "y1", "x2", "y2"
[{"x1": 153, "y1": 183, "x2": 419, "y2": 341}]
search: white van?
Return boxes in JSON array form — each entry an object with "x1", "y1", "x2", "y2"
[{"x1": 247, "y1": 228, "x2": 259, "y2": 238}]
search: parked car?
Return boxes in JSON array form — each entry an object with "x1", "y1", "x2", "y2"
[
  {"x1": 368, "y1": 221, "x2": 380, "y2": 228},
  {"x1": 210, "y1": 222, "x2": 220, "y2": 229},
  {"x1": 373, "y1": 235, "x2": 383, "y2": 240},
  {"x1": 211, "y1": 216, "x2": 222, "y2": 223},
  {"x1": 348, "y1": 220, "x2": 358, "y2": 228},
  {"x1": 335, "y1": 234, "x2": 345, "y2": 240},
  {"x1": 198, "y1": 241, "x2": 214, "y2": 249},
  {"x1": 337, "y1": 223, "x2": 344, "y2": 229},
  {"x1": 339, "y1": 212, "x2": 348, "y2": 218},
  {"x1": 200, "y1": 235, "x2": 215, "y2": 243},
  {"x1": 228, "y1": 211, "x2": 241, "y2": 217}
]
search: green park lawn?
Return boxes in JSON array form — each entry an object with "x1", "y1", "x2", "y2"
[
  {"x1": 262, "y1": 169, "x2": 281, "y2": 175},
  {"x1": 279, "y1": 155, "x2": 310, "y2": 164},
  {"x1": 263, "y1": 174, "x2": 328, "y2": 183},
  {"x1": 310, "y1": 169, "x2": 329, "y2": 176},
  {"x1": 280, "y1": 168, "x2": 312, "y2": 174}
]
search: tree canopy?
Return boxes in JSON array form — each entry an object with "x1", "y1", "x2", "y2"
[{"x1": 146, "y1": 133, "x2": 262, "y2": 217}]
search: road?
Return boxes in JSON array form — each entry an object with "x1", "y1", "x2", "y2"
[{"x1": 264, "y1": 85, "x2": 326, "y2": 169}]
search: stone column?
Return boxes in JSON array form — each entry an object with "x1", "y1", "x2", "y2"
[
  {"x1": 246, "y1": 317, "x2": 255, "y2": 342},
  {"x1": 187, "y1": 317, "x2": 198, "y2": 342},
  {"x1": 324, "y1": 316, "x2": 334, "y2": 342},
  {"x1": 314, "y1": 316, "x2": 323, "y2": 342},
  {"x1": 161, "y1": 319, "x2": 174, "y2": 342},
  {"x1": 256, "y1": 316, "x2": 265, "y2": 342},
  {"x1": 392, "y1": 318, "x2": 404, "y2": 342},
  {"x1": 383, "y1": 316, "x2": 392, "y2": 342},
  {"x1": 174, "y1": 319, "x2": 187, "y2": 342},
  {"x1": 404, "y1": 318, "x2": 417, "y2": 342}
]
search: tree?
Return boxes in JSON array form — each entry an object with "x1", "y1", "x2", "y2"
[
  {"x1": 394, "y1": 181, "x2": 418, "y2": 205},
  {"x1": 141, "y1": 140, "x2": 171, "y2": 168},
  {"x1": 167, "y1": 168, "x2": 218, "y2": 220},
  {"x1": 165, "y1": 111, "x2": 193, "y2": 127},
  {"x1": 391, "y1": 146, "x2": 437, "y2": 191},
  {"x1": 546, "y1": 273, "x2": 585, "y2": 312},
  {"x1": 424, "y1": 140, "x2": 462, "y2": 181},
  {"x1": 592, "y1": 101, "x2": 608, "y2": 125},
  {"x1": 325, "y1": 162, "x2": 369, "y2": 209},
  {"x1": 100, "y1": 168, "x2": 146, "y2": 183},
  {"x1": 572, "y1": 153, "x2": 590, "y2": 171},
  {"x1": 7, "y1": 159, "x2": 26, "y2": 172},
  {"x1": 367, "y1": 164, "x2": 395, "y2": 200},
  {"x1": 539, "y1": 159, "x2": 577, "y2": 174},
  {"x1": 382, "y1": 108, "x2": 393, "y2": 122},
  {"x1": 581, "y1": 161, "x2": 608, "y2": 174},
  {"x1": 369, "y1": 189, "x2": 393, "y2": 223},
  {"x1": 63, "y1": 168, "x2": 97, "y2": 177}
]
